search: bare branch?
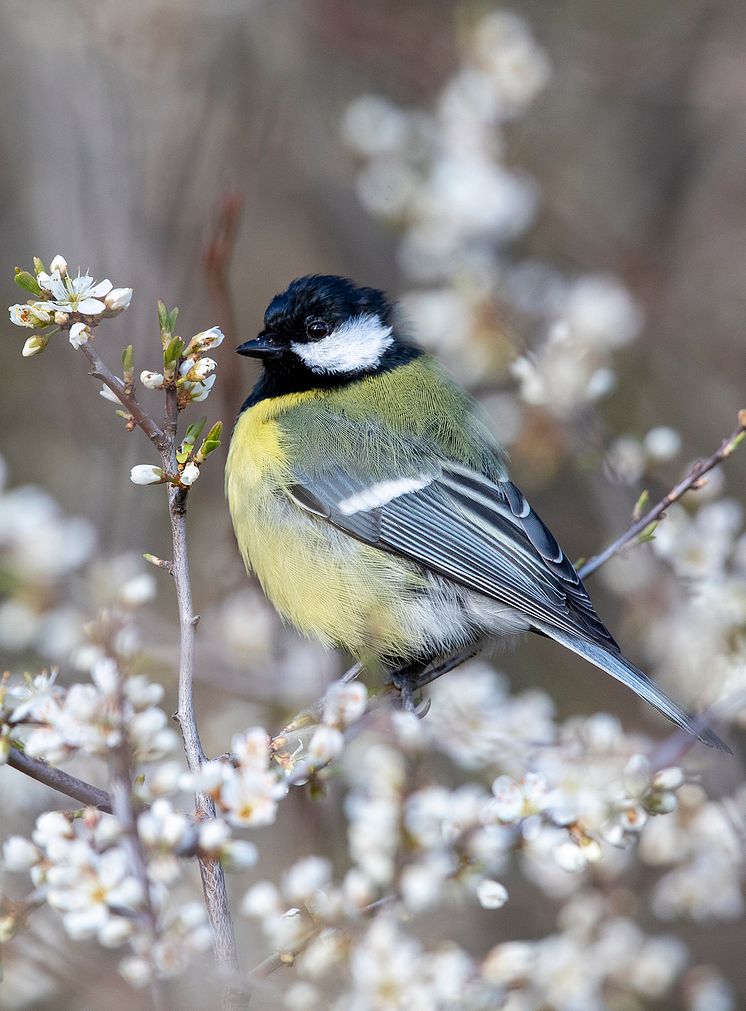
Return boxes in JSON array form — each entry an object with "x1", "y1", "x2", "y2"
[
  {"x1": 6, "y1": 747, "x2": 112, "y2": 812},
  {"x1": 80, "y1": 342, "x2": 167, "y2": 450},
  {"x1": 579, "y1": 410, "x2": 746, "y2": 580}
]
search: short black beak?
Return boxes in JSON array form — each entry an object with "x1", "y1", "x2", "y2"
[{"x1": 235, "y1": 333, "x2": 282, "y2": 358}]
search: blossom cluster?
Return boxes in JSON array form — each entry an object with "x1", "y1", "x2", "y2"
[
  {"x1": 3, "y1": 10, "x2": 744, "y2": 1009},
  {"x1": 1, "y1": 658, "x2": 277, "y2": 985},
  {"x1": 8, "y1": 254, "x2": 131, "y2": 356},
  {"x1": 239, "y1": 696, "x2": 733, "y2": 1010},
  {"x1": 342, "y1": 11, "x2": 643, "y2": 437}
]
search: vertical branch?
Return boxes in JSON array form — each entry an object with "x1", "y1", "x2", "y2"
[
  {"x1": 160, "y1": 386, "x2": 244, "y2": 1008},
  {"x1": 82, "y1": 342, "x2": 244, "y2": 1007}
]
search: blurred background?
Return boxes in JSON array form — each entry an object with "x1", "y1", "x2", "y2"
[{"x1": 1, "y1": 0, "x2": 745, "y2": 1007}]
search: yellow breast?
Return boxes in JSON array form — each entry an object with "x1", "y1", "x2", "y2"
[{"x1": 225, "y1": 392, "x2": 427, "y2": 663}]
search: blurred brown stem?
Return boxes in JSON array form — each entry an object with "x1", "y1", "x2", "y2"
[{"x1": 204, "y1": 193, "x2": 245, "y2": 427}]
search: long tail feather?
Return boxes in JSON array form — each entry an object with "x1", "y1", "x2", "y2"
[{"x1": 533, "y1": 622, "x2": 730, "y2": 753}]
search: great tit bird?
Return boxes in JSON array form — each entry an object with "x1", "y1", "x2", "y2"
[{"x1": 226, "y1": 275, "x2": 726, "y2": 751}]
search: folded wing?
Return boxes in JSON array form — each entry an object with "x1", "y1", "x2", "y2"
[{"x1": 286, "y1": 456, "x2": 728, "y2": 751}]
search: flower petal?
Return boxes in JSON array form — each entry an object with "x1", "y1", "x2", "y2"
[
  {"x1": 77, "y1": 298, "x2": 106, "y2": 315},
  {"x1": 88, "y1": 279, "x2": 113, "y2": 298}
]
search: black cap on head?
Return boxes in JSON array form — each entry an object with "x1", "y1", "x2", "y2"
[
  {"x1": 263, "y1": 275, "x2": 394, "y2": 340},
  {"x1": 236, "y1": 275, "x2": 420, "y2": 409}
]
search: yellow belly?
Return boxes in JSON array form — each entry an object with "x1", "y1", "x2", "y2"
[{"x1": 225, "y1": 396, "x2": 428, "y2": 662}]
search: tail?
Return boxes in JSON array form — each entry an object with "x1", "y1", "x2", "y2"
[{"x1": 533, "y1": 622, "x2": 730, "y2": 753}]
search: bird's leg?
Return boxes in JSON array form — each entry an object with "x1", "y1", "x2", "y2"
[
  {"x1": 389, "y1": 659, "x2": 429, "y2": 713},
  {"x1": 412, "y1": 640, "x2": 488, "y2": 691},
  {"x1": 388, "y1": 640, "x2": 487, "y2": 713}
]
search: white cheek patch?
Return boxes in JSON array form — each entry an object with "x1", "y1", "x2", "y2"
[
  {"x1": 338, "y1": 475, "x2": 433, "y2": 515},
  {"x1": 291, "y1": 313, "x2": 394, "y2": 374}
]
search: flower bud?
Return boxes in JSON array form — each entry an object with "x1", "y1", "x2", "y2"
[
  {"x1": 140, "y1": 370, "x2": 165, "y2": 390},
  {"x1": 55, "y1": 310, "x2": 70, "y2": 326},
  {"x1": 3, "y1": 836, "x2": 42, "y2": 871},
  {"x1": 69, "y1": 322, "x2": 91, "y2": 349},
  {"x1": 652, "y1": 766, "x2": 684, "y2": 791},
  {"x1": 130, "y1": 464, "x2": 164, "y2": 486},
  {"x1": 105, "y1": 287, "x2": 133, "y2": 313},
  {"x1": 22, "y1": 335, "x2": 49, "y2": 357},
  {"x1": 49, "y1": 254, "x2": 68, "y2": 275},
  {"x1": 221, "y1": 839, "x2": 259, "y2": 871},
  {"x1": 198, "y1": 819, "x2": 232, "y2": 853},
  {"x1": 188, "y1": 374, "x2": 216, "y2": 402},
  {"x1": 180, "y1": 462, "x2": 200, "y2": 486},
  {"x1": 180, "y1": 357, "x2": 216, "y2": 382},
  {"x1": 477, "y1": 879, "x2": 509, "y2": 909},
  {"x1": 188, "y1": 325, "x2": 225, "y2": 354},
  {"x1": 308, "y1": 725, "x2": 344, "y2": 764}
]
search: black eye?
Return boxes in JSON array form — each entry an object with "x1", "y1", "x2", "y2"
[{"x1": 305, "y1": 318, "x2": 330, "y2": 340}]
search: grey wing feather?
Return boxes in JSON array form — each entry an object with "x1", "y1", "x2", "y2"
[{"x1": 287, "y1": 462, "x2": 729, "y2": 752}]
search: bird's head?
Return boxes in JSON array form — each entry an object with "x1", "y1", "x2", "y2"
[{"x1": 236, "y1": 275, "x2": 411, "y2": 387}]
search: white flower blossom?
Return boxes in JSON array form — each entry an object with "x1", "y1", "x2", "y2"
[
  {"x1": 477, "y1": 878, "x2": 509, "y2": 909},
  {"x1": 307, "y1": 725, "x2": 344, "y2": 764},
  {"x1": 9, "y1": 302, "x2": 52, "y2": 328},
  {"x1": 322, "y1": 680, "x2": 368, "y2": 728},
  {"x1": 38, "y1": 269, "x2": 113, "y2": 316},
  {"x1": 220, "y1": 766, "x2": 287, "y2": 828},
  {"x1": 180, "y1": 357, "x2": 216, "y2": 382},
  {"x1": 187, "y1": 325, "x2": 225, "y2": 353},
  {"x1": 184, "y1": 373, "x2": 216, "y2": 403},
  {"x1": 3, "y1": 836, "x2": 42, "y2": 871},
  {"x1": 69, "y1": 322, "x2": 91, "y2": 349}
]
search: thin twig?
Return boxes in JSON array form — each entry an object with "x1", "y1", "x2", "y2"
[
  {"x1": 279, "y1": 663, "x2": 364, "y2": 737},
  {"x1": 6, "y1": 747, "x2": 112, "y2": 812},
  {"x1": 81, "y1": 343, "x2": 167, "y2": 450},
  {"x1": 245, "y1": 895, "x2": 394, "y2": 988},
  {"x1": 578, "y1": 410, "x2": 746, "y2": 580}
]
